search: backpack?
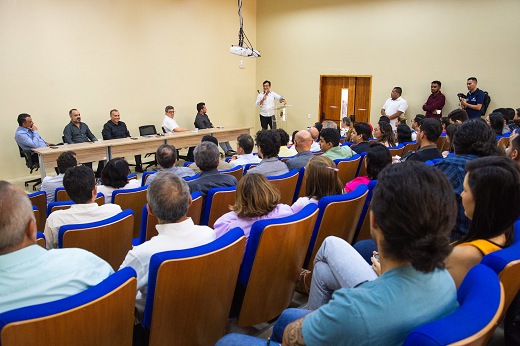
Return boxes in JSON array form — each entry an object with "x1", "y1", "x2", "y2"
[{"x1": 481, "y1": 91, "x2": 491, "y2": 116}]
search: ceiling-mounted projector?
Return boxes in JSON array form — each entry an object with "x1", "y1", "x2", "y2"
[
  {"x1": 230, "y1": 46, "x2": 260, "y2": 58},
  {"x1": 230, "y1": 0, "x2": 260, "y2": 58}
]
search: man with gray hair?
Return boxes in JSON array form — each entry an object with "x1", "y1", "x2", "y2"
[
  {"x1": 120, "y1": 171, "x2": 216, "y2": 315},
  {"x1": 145, "y1": 144, "x2": 195, "y2": 185},
  {"x1": 187, "y1": 141, "x2": 238, "y2": 214},
  {"x1": 0, "y1": 181, "x2": 113, "y2": 313}
]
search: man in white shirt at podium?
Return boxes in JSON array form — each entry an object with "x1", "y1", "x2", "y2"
[{"x1": 255, "y1": 80, "x2": 287, "y2": 130}]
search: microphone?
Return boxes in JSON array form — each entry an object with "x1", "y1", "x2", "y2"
[{"x1": 257, "y1": 90, "x2": 260, "y2": 94}]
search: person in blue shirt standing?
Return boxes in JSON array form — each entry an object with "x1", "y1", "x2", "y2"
[
  {"x1": 15, "y1": 113, "x2": 54, "y2": 165},
  {"x1": 461, "y1": 77, "x2": 485, "y2": 120}
]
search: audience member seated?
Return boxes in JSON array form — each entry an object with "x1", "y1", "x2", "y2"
[
  {"x1": 448, "y1": 108, "x2": 469, "y2": 124},
  {"x1": 228, "y1": 134, "x2": 261, "y2": 168},
  {"x1": 406, "y1": 118, "x2": 443, "y2": 162},
  {"x1": 349, "y1": 122, "x2": 372, "y2": 154},
  {"x1": 189, "y1": 135, "x2": 233, "y2": 174},
  {"x1": 345, "y1": 143, "x2": 391, "y2": 192},
  {"x1": 213, "y1": 173, "x2": 293, "y2": 257},
  {"x1": 146, "y1": 144, "x2": 195, "y2": 185},
  {"x1": 0, "y1": 181, "x2": 113, "y2": 314},
  {"x1": 396, "y1": 124, "x2": 412, "y2": 144},
  {"x1": 373, "y1": 121, "x2": 395, "y2": 147},
  {"x1": 285, "y1": 130, "x2": 314, "y2": 171},
  {"x1": 493, "y1": 107, "x2": 514, "y2": 133},
  {"x1": 120, "y1": 171, "x2": 215, "y2": 315},
  {"x1": 291, "y1": 156, "x2": 343, "y2": 213},
  {"x1": 487, "y1": 111, "x2": 507, "y2": 136},
  {"x1": 435, "y1": 120, "x2": 503, "y2": 241},
  {"x1": 247, "y1": 130, "x2": 289, "y2": 177},
  {"x1": 277, "y1": 162, "x2": 458, "y2": 346},
  {"x1": 445, "y1": 156, "x2": 520, "y2": 288},
  {"x1": 187, "y1": 141, "x2": 238, "y2": 214},
  {"x1": 441, "y1": 116, "x2": 450, "y2": 133},
  {"x1": 320, "y1": 128, "x2": 355, "y2": 160},
  {"x1": 507, "y1": 131, "x2": 520, "y2": 165},
  {"x1": 41, "y1": 151, "x2": 77, "y2": 204},
  {"x1": 97, "y1": 158, "x2": 140, "y2": 203},
  {"x1": 341, "y1": 117, "x2": 352, "y2": 139},
  {"x1": 14, "y1": 113, "x2": 53, "y2": 165},
  {"x1": 276, "y1": 129, "x2": 298, "y2": 157},
  {"x1": 308, "y1": 126, "x2": 321, "y2": 151},
  {"x1": 43, "y1": 166, "x2": 122, "y2": 249},
  {"x1": 322, "y1": 120, "x2": 341, "y2": 138},
  {"x1": 442, "y1": 123, "x2": 460, "y2": 156},
  {"x1": 378, "y1": 115, "x2": 390, "y2": 124}
]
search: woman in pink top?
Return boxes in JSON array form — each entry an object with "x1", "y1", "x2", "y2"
[
  {"x1": 345, "y1": 142, "x2": 391, "y2": 192},
  {"x1": 292, "y1": 156, "x2": 344, "y2": 213},
  {"x1": 213, "y1": 173, "x2": 293, "y2": 256}
]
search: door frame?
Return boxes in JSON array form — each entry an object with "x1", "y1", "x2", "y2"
[{"x1": 319, "y1": 75, "x2": 372, "y2": 124}]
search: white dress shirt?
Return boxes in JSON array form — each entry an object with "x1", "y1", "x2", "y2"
[
  {"x1": 255, "y1": 91, "x2": 284, "y2": 117},
  {"x1": 229, "y1": 153, "x2": 262, "y2": 168},
  {"x1": 162, "y1": 115, "x2": 180, "y2": 133},
  {"x1": 41, "y1": 174, "x2": 65, "y2": 204},
  {"x1": 97, "y1": 179, "x2": 141, "y2": 204},
  {"x1": 311, "y1": 141, "x2": 321, "y2": 152},
  {"x1": 44, "y1": 203, "x2": 123, "y2": 249},
  {"x1": 119, "y1": 218, "x2": 216, "y2": 313},
  {"x1": 382, "y1": 97, "x2": 408, "y2": 129}
]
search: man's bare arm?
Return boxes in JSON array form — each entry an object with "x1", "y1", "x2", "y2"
[
  {"x1": 387, "y1": 111, "x2": 403, "y2": 120},
  {"x1": 283, "y1": 316, "x2": 306, "y2": 346}
]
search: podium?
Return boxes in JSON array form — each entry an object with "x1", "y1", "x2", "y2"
[{"x1": 272, "y1": 105, "x2": 292, "y2": 131}]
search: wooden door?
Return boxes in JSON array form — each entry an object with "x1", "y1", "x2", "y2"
[{"x1": 319, "y1": 76, "x2": 371, "y2": 125}]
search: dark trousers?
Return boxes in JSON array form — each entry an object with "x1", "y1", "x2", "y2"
[
  {"x1": 260, "y1": 115, "x2": 273, "y2": 130},
  {"x1": 83, "y1": 161, "x2": 105, "y2": 178},
  {"x1": 135, "y1": 155, "x2": 142, "y2": 167}
]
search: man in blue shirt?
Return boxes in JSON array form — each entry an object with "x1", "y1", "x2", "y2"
[
  {"x1": 14, "y1": 113, "x2": 54, "y2": 165},
  {"x1": 461, "y1": 77, "x2": 485, "y2": 119}
]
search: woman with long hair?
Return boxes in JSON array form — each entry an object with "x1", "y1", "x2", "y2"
[
  {"x1": 97, "y1": 158, "x2": 140, "y2": 203},
  {"x1": 373, "y1": 121, "x2": 395, "y2": 147},
  {"x1": 344, "y1": 143, "x2": 391, "y2": 192},
  {"x1": 291, "y1": 156, "x2": 343, "y2": 213},
  {"x1": 488, "y1": 112, "x2": 505, "y2": 136}
]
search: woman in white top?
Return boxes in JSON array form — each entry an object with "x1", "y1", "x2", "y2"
[
  {"x1": 291, "y1": 156, "x2": 343, "y2": 213},
  {"x1": 97, "y1": 158, "x2": 140, "y2": 204}
]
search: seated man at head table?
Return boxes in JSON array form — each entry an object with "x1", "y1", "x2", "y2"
[
  {"x1": 162, "y1": 105, "x2": 190, "y2": 133},
  {"x1": 43, "y1": 166, "x2": 122, "y2": 249},
  {"x1": 0, "y1": 181, "x2": 113, "y2": 314},
  {"x1": 194, "y1": 102, "x2": 236, "y2": 156},
  {"x1": 14, "y1": 113, "x2": 55, "y2": 165},
  {"x1": 63, "y1": 108, "x2": 104, "y2": 177},
  {"x1": 102, "y1": 108, "x2": 144, "y2": 172}
]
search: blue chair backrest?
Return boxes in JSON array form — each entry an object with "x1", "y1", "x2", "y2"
[
  {"x1": 54, "y1": 187, "x2": 66, "y2": 202},
  {"x1": 184, "y1": 174, "x2": 200, "y2": 182},
  {"x1": 432, "y1": 158, "x2": 444, "y2": 164},
  {"x1": 141, "y1": 171, "x2": 157, "y2": 186},
  {"x1": 142, "y1": 228, "x2": 245, "y2": 329},
  {"x1": 243, "y1": 163, "x2": 258, "y2": 175},
  {"x1": 200, "y1": 186, "x2": 237, "y2": 226},
  {"x1": 355, "y1": 152, "x2": 367, "y2": 177},
  {"x1": 0, "y1": 267, "x2": 136, "y2": 345},
  {"x1": 388, "y1": 144, "x2": 405, "y2": 150},
  {"x1": 353, "y1": 179, "x2": 377, "y2": 243},
  {"x1": 237, "y1": 203, "x2": 319, "y2": 287},
  {"x1": 403, "y1": 264, "x2": 503, "y2": 346},
  {"x1": 304, "y1": 184, "x2": 368, "y2": 267},
  {"x1": 219, "y1": 165, "x2": 242, "y2": 174},
  {"x1": 425, "y1": 160, "x2": 434, "y2": 166},
  {"x1": 482, "y1": 220, "x2": 520, "y2": 275},
  {"x1": 293, "y1": 166, "x2": 306, "y2": 203},
  {"x1": 183, "y1": 161, "x2": 194, "y2": 167},
  {"x1": 111, "y1": 185, "x2": 147, "y2": 204},
  {"x1": 58, "y1": 209, "x2": 134, "y2": 248},
  {"x1": 36, "y1": 231, "x2": 45, "y2": 247},
  {"x1": 266, "y1": 169, "x2": 298, "y2": 181},
  {"x1": 333, "y1": 153, "x2": 361, "y2": 165},
  {"x1": 46, "y1": 201, "x2": 74, "y2": 217}
]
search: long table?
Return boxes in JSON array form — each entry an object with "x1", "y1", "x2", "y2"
[{"x1": 32, "y1": 126, "x2": 252, "y2": 179}]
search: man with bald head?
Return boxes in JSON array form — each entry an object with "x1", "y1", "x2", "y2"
[
  {"x1": 308, "y1": 127, "x2": 321, "y2": 152},
  {"x1": 0, "y1": 181, "x2": 113, "y2": 313},
  {"x1": 286, "y1": 130, "x2": 315, "y2": 171}
]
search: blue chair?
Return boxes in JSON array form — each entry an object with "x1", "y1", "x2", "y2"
[
  {"x1": 267, "y1": 169, "x2": 299, "y2": 205},
  {"x1": 36, "y1": 231, "x2": 45, "y2": 248},
  {"x1": 353, "y1": 179, "x2": 377, "y2": 244},
  {"x1": 355, "y1": 152, "x2": 367, "y2": 177},
  {"x1": 225, "y1": 157, "x2": 231, "y2": 162},
  {"x1": 201, "y1": 186, "x2": 236, "y2": 228},
  {"x1": 55, "y1": 188, "x2": 105, "y2": 204},
  {"x1": 28, "y1": 191, "x2": 46, "y2": 233},
  {"x1": 304, "y1": 185, "x2": 368, "y2": 270},
  {"x1": 58, "y1": 210, "x2": 134, "y2": 271},
  {"x1": 388, "y1": 144, "x2": 405, "y2": 156},
  {"x1": 425, "y1": 160, "x2": 434, "y2": 166},
  {"x1": 242, "y1": 163, "x2": 258, "y2": 175},
  {"x1": 292, "y1": 166, "x2": 306, "y2": 203},
  {"x1": 436, "y1": 133, "x2": 447, "y2": 151},
  {"x1": 402, "y1": 141, "x2": 418, "y2": 156},
  {"x1": 142, "y1": 229, "x2": 246, "y2": 346},
  {"x1": 334, "y1": 154, "x2": 361, "y2": 186},
  {"x1": 403, "y1": 265, "x2": 504, "y2": 346},
  {"x1": 432, "y1": 158, "x2": 444, "y2": 164},
  {"x1": 183, "y1": 161, "x2": 194, "y2": 167},
  {"x1": 0, "y1": 267, "x2": 137, "y2": 346},
  {"x1": 233, "y1": 204, "x2": 319, "y2": 327},
  {"x1": 127, "y1": 173, "x2": 137, "y2": 181},
  {"x1": 184, "y1": 174, "x2": 200, "y2": 181},
  {"x1": 219, "y1": 165, "x2": 243, "y2": 181},
  {"x1": 141, "y1": 171, "x2": 157, "y2": 186}
]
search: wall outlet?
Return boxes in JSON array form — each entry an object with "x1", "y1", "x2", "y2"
[{"x1": 308, "y1": 114, "x2": 311, "y2": 119}]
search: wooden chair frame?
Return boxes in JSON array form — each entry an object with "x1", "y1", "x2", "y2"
[
  {"x1": 113, "y1": 186, "x2": 147, "y2": 239},
  {"x1": 201, "y1": 187, "x2": 236, "y2": 228},
  {"x1": 28, "y1": 191, "x2": 47, "y2": 233},
  {"x1": 335, "y1": 155, "x2": 361, "y2": 187},
  {"x1": 267, "y1": 169, "x2": 299, "y2": 206}
]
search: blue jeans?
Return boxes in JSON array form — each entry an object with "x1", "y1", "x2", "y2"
[{"x1": 215, "y1": 309, "x2": 310, "y2": 345}]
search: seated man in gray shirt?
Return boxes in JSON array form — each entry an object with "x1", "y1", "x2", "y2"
[
  {"x1": 145, "y1": 144, "x2": 195, "y2": 185},
  {"x1": 247, "y1": 130, "x2": 289, "y2": 177},
  {"x1": 285, "y1": 130, "x2": 314, "y2": 171}
]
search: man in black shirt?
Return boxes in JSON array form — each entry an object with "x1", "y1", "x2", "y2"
[
  {"x1": 194, "y1": 102, "x2": 236, "y2": 156},
  {"x1": 350, "y1": 122, "x2": 372, "y2": 154},
  {"x1": 102, "y1": 109, "x2": 143, "y2": 172},
  {"x1": 406, "y1": 118, "x2": 443, "y2": 162}
]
